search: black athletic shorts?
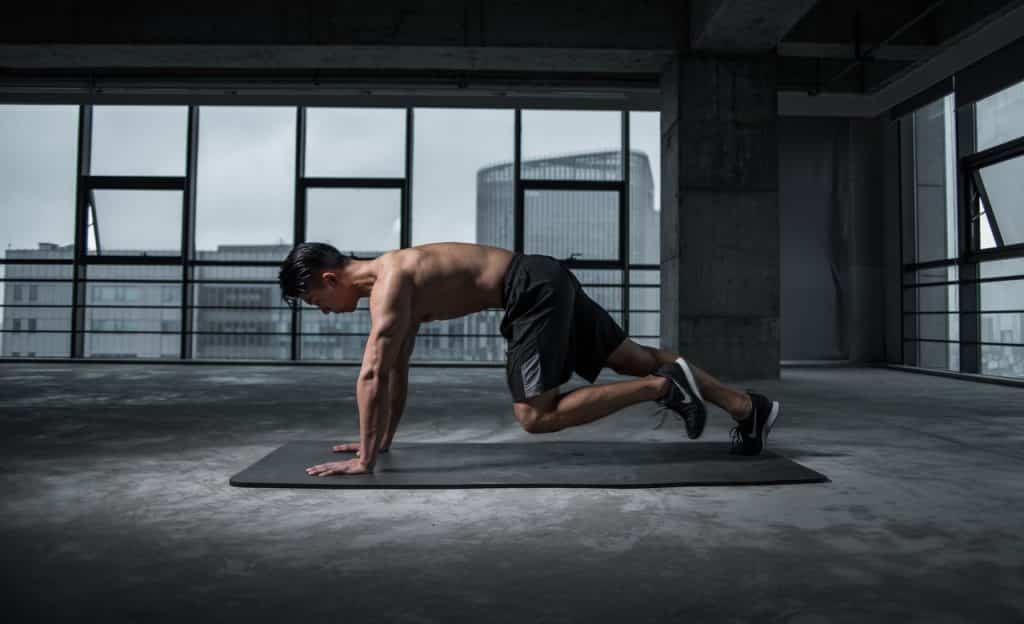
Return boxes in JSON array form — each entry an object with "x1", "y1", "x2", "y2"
[{"x1": 499, "y1": 253, "x2": 627, "y2": 403}]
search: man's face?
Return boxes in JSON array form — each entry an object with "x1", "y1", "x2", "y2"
[{"x1": 303, "y1": 272, "x2": 358, "y2": 315}]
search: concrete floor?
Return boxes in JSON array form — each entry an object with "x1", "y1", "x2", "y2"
[{"x1": 1, "y1": 363, "x2": 1022, "y2": 623}]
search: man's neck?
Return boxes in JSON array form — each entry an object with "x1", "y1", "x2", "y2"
[{"x1": 345, "y1": 259, "x2": 379, "y2": 297}]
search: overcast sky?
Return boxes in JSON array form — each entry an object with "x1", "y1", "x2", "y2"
[{"x1": 0, "y1": 104, "x2": 660, "y2": 313}]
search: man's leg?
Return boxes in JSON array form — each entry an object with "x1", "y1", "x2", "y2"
[
  {"x1": 604, "y1": 338, "x2": 752, "y2": 423},
  {"x1": 513, "y1": 376, "x2": 670, "y2": 434},
  {"x1": 512, "y1": 337, "x2": 754, "y2": 434}
]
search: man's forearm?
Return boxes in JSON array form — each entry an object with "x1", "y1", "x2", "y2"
[
  {"x1": 356, "y1": 372, "x2": 391, "y2": 468},
  {"x1": 381, "y1": 368, "x2": 409, "y2": 448}
]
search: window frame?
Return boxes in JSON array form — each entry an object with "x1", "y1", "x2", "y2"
[{"x1": 2, "y1": 103, "x2": 661, "y2": 362}]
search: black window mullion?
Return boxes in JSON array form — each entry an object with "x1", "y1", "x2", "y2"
[
  {"x1": 958, "y1": 104, "x2": 980, "y2": 374},
  {"x1": 299, "y1": 177, "x2": 404, "y2": 188},
  {"x1": 514, "y1": 109, "x2": 523, "y2": 254},
  {"x1": 621, "y1": 110, "x2": 630, "y2": 338},
  {"x1": 897, "y1": 118, "x2": 905, "y2": 365},
  {"x1": 70, "y1": 104, "x2": 92, "y2": 359},
  {"x1": 402, "y1": 107, "x2": 413, "y2": 249},
  {"x1": 291, "y1": 106, "x2": 306, "y2": 361},
  {"x1": 518, "y1": 180, "x2": 622, "y2": 192},
  {"x1": 180, "y1": 105, "x2": 199, "y2": 360},
  {"x1": 85, "y1": 176, "x2": 187, "y2": 190}
]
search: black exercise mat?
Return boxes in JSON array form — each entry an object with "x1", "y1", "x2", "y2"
[{"x1": 229, "y1": 441, "x2": 829, "y2": 488}]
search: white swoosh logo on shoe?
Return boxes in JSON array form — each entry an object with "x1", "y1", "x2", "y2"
[{"x1": 670, "y1": 380, "x2": 692, "y2": 404}]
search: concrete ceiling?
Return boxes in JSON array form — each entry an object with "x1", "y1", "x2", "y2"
[{"x1": 0, "y1": 0, "x2": 1021, "y2": 112}]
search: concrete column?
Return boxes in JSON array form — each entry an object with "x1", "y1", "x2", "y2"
[{"x1": 660, "y1": 53, "x2": 780, "y2": 379}]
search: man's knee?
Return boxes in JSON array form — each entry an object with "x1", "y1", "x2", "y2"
[
  {"x1": 513, "y1": 390, "x2": 559, "y2": 433},
  {"x1": 513, "y1": 404, "x2": 547, "y2": 433}
]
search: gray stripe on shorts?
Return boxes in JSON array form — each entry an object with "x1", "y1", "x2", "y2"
[{"x1": 521, "y1": 351, "x2": 543, "y2": 398}]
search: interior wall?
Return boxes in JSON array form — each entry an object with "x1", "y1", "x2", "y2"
[
  {"x1": 779, "y1": 117, "x2": 845, "y2": 360},
  {"x1": 779, "y1": 116, "x2": 886, "y2": 362}
]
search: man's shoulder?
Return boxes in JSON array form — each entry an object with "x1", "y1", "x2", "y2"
[{"x1": 377, "y1": 250, "x2": 419, "y2": 285}]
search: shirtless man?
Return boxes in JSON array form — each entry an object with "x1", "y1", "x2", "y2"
[{"x1": 277, "y1": 241, "x2": 780, "y2": 476}]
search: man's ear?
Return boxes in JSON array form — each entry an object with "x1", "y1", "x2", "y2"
[{"x1": 321, "y1": 271, "x2": 338, "y2": 287}]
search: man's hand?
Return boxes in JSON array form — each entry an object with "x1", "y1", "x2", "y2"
[{"x1": 305, "y1": 458, "x2": 371, "y2": 477}]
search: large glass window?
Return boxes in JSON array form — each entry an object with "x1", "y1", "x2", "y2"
[
  {"x1": 191, "y1": 266, "x2": 291, "y2": 361},
  {"x1": 970, "y1": 156, "x2": 1024, "y2": 249},
  {"x1": 412, "y1": 108, "x2": 514, "y2": 248},
  {"x1": 195, "y1": 107, "x2": 295, "y2": 258},
  {"x1": 305, "y1": 108, "x2": 405, "y2": 178},
  {"x1": 306, "y1": 188, "x2": 402, "y2": 255},
  {"x1": 408, "y1": 108, "x2": 514, "y2": 363},
  {"x1": 301, "y1": 299, "x2": 370, "y2": 362},
  {"x1": 629, "y1": 111, "x2": 661, "y2": 348},
  {"x1": 86, "y1": 190, "x2": 183, "y2": 256},
  {"x1": 903, "y1": 267, "x2": 960, "y2": 371},
  {"x1": 0, "y1": 104, "x2": 659, "y2": 363},
  {"x1": 83, "y1": 265, "x2": 181, "y2": 359},
  {"x1": 91, "y1": 106, "x2": 188, "y2": 177},
  {"x1": 629, "y1": 112, "x2": 660, "y2": 265},
  {"x1": 902, "y1": 78, "x2": 1024, "y2": 380},
  {"x1": 979, "y1": 258, "x2": 1024, "y2": 378},
  {"x1": 901, "y1": 95, "x2": 959, "y2": 372},
  {"x1": 0, "y1": 105, "x2": 79, "y2": 252},
  {"x1": 524, "y1": 190, "x2": 619, "y2": 260},
  {"x1": 0, "y1": 105, "x2": 78, "y2": 357},
  {"x1": 1, "y1": 264, "x2": 73, "y2": 358},
  {"x1": 976, "y1": 79, "x2": 1024, "y2": 152},
  {"x1": 962, "y1": 78, "x2": 1024, "y2": 380},
  {"x1": 522, "y1": 110, "x2": 622, "y2": 180},
  {"x1": 907, "y1": 96, "x2": 958, "y2": 264}
]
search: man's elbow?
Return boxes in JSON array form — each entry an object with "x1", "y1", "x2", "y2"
[{"x1": 359, "y1": 367, "x2": 391, "y2": 384}]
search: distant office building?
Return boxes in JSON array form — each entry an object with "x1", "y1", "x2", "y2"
[
  {"x1": 476, "y1": 150, "x2": 660, "y2": 343},
  {"x1": 476, "y1": 150, "x2": 658, "y2": 264}
]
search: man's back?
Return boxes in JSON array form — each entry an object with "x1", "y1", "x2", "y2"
[{"x1": 381, "y1": 242, "x2": 514, "y2": 323}]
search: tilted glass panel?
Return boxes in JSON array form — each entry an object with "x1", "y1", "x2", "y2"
[
  {"x1": 87, "y1": 190, "x2": 183, "y2": 256},
  {"x1": 975, "y1": 155, "x2": 1024, "y2": 248}
]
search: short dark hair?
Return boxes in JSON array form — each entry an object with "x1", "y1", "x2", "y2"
[{"x1": 278, "y1": 242, "x2": 352, "y2": 306}]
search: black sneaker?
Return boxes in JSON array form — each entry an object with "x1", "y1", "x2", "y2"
[
  {"x1": 729, "y1": 391, "x2": 780, "y2": 456},
  {"x1": 652, "y1": 358, "x2": 707, "y2": 439}
]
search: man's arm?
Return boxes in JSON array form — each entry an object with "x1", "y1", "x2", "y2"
[
  {"x1": 356, "y1": 271, "x2": 413, "y2": 469},
  {"x1": 381, "y1": 322, "x2": 419, "y2": 451}
]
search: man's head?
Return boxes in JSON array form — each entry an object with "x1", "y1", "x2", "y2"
[{"x1": 278, "y1": 242, "x2": 359, "y2": 314}]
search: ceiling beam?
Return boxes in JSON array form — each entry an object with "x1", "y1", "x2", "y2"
[
  {"x1": 0, "y1": 44, "x2": 672, "y2": 75},
  {"x1": 778, "y1": 42, "x2": 934, "y2": 61},
  {"x1": 691, "y1": 0, "x2": 819, "y2": 52},
  {"x1": 778, "y1": 0, "x2": 1024, "y2": 117}
]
